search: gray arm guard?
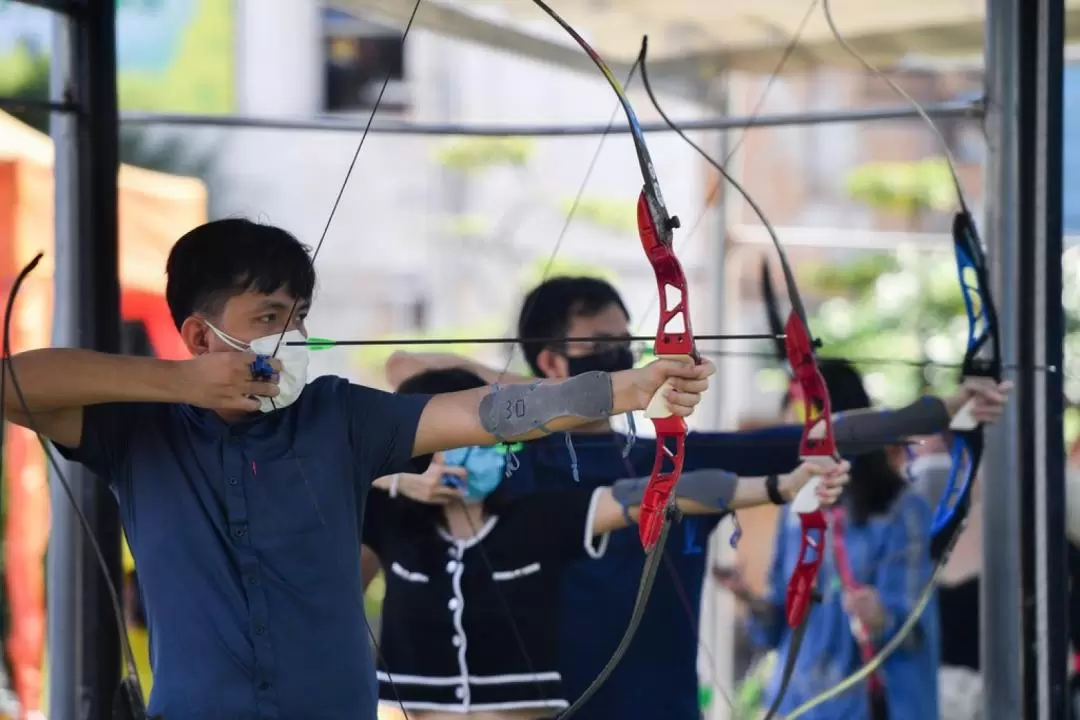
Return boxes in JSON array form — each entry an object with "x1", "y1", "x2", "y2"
[
  {"x1": 478, "y1": 371, "x2": 613, "y2": 442},
  {"x1": 835, "y1": 396, "x2": 950, "y2": 455},
  {"x1": 610, "y1": 469, "x2": 738, "y2": 515}
]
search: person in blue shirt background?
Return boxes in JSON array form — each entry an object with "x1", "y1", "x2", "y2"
[
  {"x1": 386, "y1": 276, "x2": 1011, "y2": 720},
  {"x1": 725, "y1": 360, "x2": 942, "y2": 720},
  {"x1": 0, "y1": 221, "x2": 716, "y2": 720}
]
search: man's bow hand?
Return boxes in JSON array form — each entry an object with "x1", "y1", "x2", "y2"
[
  {"x1": 613, "y1": 358, "x2": 715, "y2": 417},
  {"x1": 183, "y1": 353, "x2": 282, "y2": 412},
  {"x1": 944, "y1": 377, "x2": 1014, "y2": 424},
  {"x1": 782, "y1": 460, "x2": 851, "y2": 506}
]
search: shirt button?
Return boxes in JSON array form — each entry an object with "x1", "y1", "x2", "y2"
[
  {"x1": 452, "y1": 635, "x2": 462, "y2": 647},
  {"x1": 228, "y1": 477, "x2": 238, "y2": 486},
  {"x1": 233, "y1": 526, "x2": 247, "y2": 538},
  {"x1": 247, "y1": 575, "x2": 258, "y2": 585},
  {"x1": 445, "y1": 561, "x2": 458, "y2": 573},
  {"x1": 259, "y1": 681, "x2": 272, "y2": 691},
  {"x1": 254, "y1": 625, "x2": 266, "y2": 635},
  {"x1": 455, "y1": 686, "x2": 466, "y2": 699},
  {"x1": 448, "y1": 598, "x2": 459, "y2": 611}
]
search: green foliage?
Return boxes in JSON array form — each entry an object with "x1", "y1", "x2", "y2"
[
  {"x1": 442, "y1": 214, "x2": 490, "y2": 238},
  {"x1": 0, "y1": 40, "x2": 50, "y2": 132},
  {"x1": 557, "y1": 197, "x2": 637, "y2": 234},
  {"x1": 434, "y1": 137, "x2": 535, "y2": 174},
  {"x1": 0, "y1": 40, "x2": 215, "y2": 180},
  {"x1": 116, "y1": 0, "x2": 235, "y2": 113},
  {"x1": 520, "y1": 257, "x2": 616, "y2": 291},
  {"x1": 847, "y1": 158, "x2": 956, "y2": 218},
  {"x1": 802, "y1": 246, "x2": 971, "y2": 407}
]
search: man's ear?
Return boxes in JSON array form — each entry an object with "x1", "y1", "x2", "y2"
[
  {"x1": 179, "y1": 316, "x2": 212, "y2": 356},
  {"x1": 535, "y1": 348, "x2": 569, "y2": 380}
]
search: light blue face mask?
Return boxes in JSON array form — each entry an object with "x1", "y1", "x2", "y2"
[{"x1": 441, "y1": 446, "x2": 507, "y2": 502}]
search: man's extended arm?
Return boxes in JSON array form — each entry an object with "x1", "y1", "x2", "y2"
[
  {"x1": 589, "y1": 460, "x2": 847, "y2": 535},
  {"x1": 3, "y1": 348, "x2": 278, "y2": 448},
  {"x1": 411, "y1": 359, "x2": 712, "y2": 457}
]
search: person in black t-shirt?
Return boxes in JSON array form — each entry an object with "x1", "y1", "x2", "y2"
[{"x1": 362, "y1": 368, "x2": 849, "y2": 720}]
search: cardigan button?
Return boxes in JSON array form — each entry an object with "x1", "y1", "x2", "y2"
[
  {"x1": 455, "y1": 686, "x2": 466, "y2": 699},
  {"x1": 452, "y1": 635, "x2": 462, "y2": 647},
  {"x1": 448, "y1": 598, "x2": 460, "y2": 611},
  {"x1": 446, "y1": 561, "x2": 458, "y2": 573}
]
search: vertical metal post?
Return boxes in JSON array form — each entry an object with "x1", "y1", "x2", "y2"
[
  {"x1": 981, "y1": 0, "x2": 1024, "y2": 717},
  {"x1": 48, "y1": 1, "x2": 123, "y2": 717},
  {"x1": 1016, "y1": 0, "x2": 1068, "y2": 717},
  {"x1": 704, "y1": 74, "x2": 733, "y2": 720},
  {"x1": 47, "y1": 11, "x2": 80, "y2": 716}
]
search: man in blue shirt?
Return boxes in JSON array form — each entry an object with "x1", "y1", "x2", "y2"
[
  {"x1": 386, "y1": 276, "x2": 1011, "y2": 720},
  {"x1": 2, "y1": 222, "x2": 715, "y2": 720}
]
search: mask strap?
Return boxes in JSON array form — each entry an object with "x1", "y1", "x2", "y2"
[
  {"x1": 564, "y1": 432, "x2": 580, "y2": 484},
  {"x1": 204, "y1": 321, "x2": 250, "y2": 352},
  {"x1": 622, "y1": 413, "x2": 637, "y2": 458}
]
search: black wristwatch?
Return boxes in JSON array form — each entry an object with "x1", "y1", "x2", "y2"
[{"x1": 765, "y1": 474, "x2": 787, "y2": 505}]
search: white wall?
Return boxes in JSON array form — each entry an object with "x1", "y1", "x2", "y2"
[{"x1": 205, "y1": 0, "x2": 711, "y2": 387}]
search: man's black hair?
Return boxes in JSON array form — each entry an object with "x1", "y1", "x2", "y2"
[
  {"x1": 516, "y1": 276, "x2": 630, "y2": 377},
  {"x1": 396, "y1": 368, "x2": 510, "y2": 520},
  {"x1": 165, "y1": 218, "x2": 316, "y2": 330}
]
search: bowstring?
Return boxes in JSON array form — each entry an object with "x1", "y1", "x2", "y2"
[
  {"x1": 446, "y1": 446, "x2": 548, "y2": 706},
  {"x1": 820, "y1": 0, "x2": 970, "y2": 215},
  {"x1": 1, "y1": 255, "x2": 145, "y2": 711},
  {"x1": 628, "y1": 0, "x2": 820, "y2": 338},
  {"x1": 263, "y1": 0, "x2": 425, "y2": 714},
  {"x1": 608, "y1": 434, "x2": 737, "y2": 715},
  {"x1": 489, "y1": 57, "x2": 643, "y2": 382}
]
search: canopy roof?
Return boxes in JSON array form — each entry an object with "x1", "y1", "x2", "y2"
[{"x1": 340, "y1": 0, "x2": 1080, "y2": 77}]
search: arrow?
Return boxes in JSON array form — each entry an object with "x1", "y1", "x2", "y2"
[{"x1": 289, "y1": 332, "x2": 784, "y2": 350}]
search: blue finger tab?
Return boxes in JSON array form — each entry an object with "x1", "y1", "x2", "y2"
[
  {"x1": 441, "y1": 474, "x2": 464, "y2": 490},
  {"x1": 251, "y1": 355, "x2": 275, "y2": 381}
]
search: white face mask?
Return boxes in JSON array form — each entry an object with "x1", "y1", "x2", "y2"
[{"x1": 206, "y1": 323, "x2": 310, "y2": 413}]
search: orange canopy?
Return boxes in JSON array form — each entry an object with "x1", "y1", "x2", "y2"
[{"x1": 0, "y1": 110, "x2": 206, "y2": 715}]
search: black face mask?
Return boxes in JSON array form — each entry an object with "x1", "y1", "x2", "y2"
[{"x1": 564, "y1": 346, "x2": 635, "y2": 376}]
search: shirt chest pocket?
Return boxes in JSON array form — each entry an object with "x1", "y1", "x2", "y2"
[
  {"x1": 244, "y1": 454, "x2": 360, "y2": 587},
  {"x1": 246, "y1": 454, "x2": 352, "y2": 536}
]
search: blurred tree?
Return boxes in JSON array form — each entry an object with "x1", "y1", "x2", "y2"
[
  {"x1": 785, "y1": 158, "x2": 975, "y2": 407},
  {"x1": 0, "y1": 42, "x2": 216, "y2": 180},
  {"x1": 846, "y1": 158, "x2": 955, "y2": 230},
  {"x1": 808, "y1": 158, "x2": 1080, "y2": 435}
]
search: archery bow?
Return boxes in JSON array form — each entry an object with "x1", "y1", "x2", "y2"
[
  {"x1": 520, "y1": 25, "x2": 696, "y2": 716},
  {"x1": 640, "y1": 47, "x2": 837, "y2": 720},
  {"x1": 763, "y1": 261, "x2": 886, "y2": 715},
  {"x1": 1, "y1": 254, "x2": 147, "y2": 718},
  {"x1": 773, "y1": 3, "x2": 1003, "y2": 716}
]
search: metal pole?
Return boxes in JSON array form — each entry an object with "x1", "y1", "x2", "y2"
[
  {"x1": 48, "y1": 1, "x2": 123, "y2": 717},
  {"x1": 1016, "y1": 0, "x2": 1068, "y2": 716},
  {"x1": 117, "y1": 99, "x2": 984, "y2": 137},
  {"x1": 704, "y1": 75, "x2": 734, "y2": 720},
  {"x1": 47, "y1": 12, "x2": 81, "y2": 719},
  {"x1": 981, "y1": 0, "x2": 1024, "y2": 718}
]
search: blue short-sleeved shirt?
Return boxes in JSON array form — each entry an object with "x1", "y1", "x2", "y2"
[
  {"x1": 502, "y1": 427, "x2": 808, "y2": 720},
  {"x1": 55, "y1": 375, "x2": 430, "y2": 720}
]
